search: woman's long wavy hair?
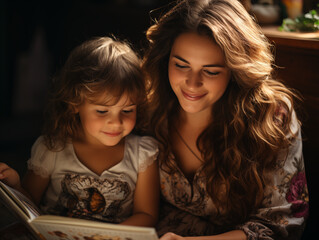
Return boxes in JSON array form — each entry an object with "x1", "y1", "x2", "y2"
[
  {"x1": 42, "y1": 36, "x2": 148, "y2": 150},
  {"x1": 142, "y1": 0, "x2": 301, "y2": 225}
]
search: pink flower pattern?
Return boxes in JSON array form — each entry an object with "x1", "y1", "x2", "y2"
[
  {"x1": 286, "y1": 172, "x2": 309, "y2": 218},
  {"x1": 157, "y1": 120, "x2": 309, "y2": 239}
]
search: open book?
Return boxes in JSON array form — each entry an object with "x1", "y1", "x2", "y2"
[{"x1": 0, "y1": 181, "x2": 159, "y2": 240}]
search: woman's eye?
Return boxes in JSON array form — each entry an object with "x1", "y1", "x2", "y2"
[
  {"x1": 204, "y1": 70, "x2": 220, "y2": 76},
  {"x1": 175, "y1": 63, "x2": 188, "y2": 69}
]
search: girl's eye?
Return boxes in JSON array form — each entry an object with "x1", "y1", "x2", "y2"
[
  {"x1": 96, "y1": 110, "x2": 107, "y2": 114},
  {"x1": 122, "y1": 109, "x2": 134, "y2": 114},
  {"x1": 203, "y1": 69, "x2": 220, "y2": 76}
]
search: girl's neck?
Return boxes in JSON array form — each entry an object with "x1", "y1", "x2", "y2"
[{"x1": 75, "y1": 129, "x2": 125, "y2": 150}]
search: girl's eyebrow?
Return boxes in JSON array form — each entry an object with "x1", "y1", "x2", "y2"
[
  {"x1": 96, "y1": 103, "x2": 136, "y2": 107},
  {"x1": 122, "y1": 103, "x2": 136, "y2": 107},
  {"x1": 172, "y1": 55, "x2": 226, "y2": 68}
]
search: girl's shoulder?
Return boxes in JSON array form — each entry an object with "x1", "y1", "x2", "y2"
[
  {"x1": 126, "y1": 134, "x2": 158, "y2": 150},
  {"x1": 31, "y1": 136, "x2": 69, "y2": 155},
  {"x1": 28, "y1": 136, "x2": 58, "y2": 177},
  {"x1": 31, "y1": 136, "x2": 51, "y2": 155},
  {"x1": 125, "y1": 134, "x2": 159, "y2": 172},
  {"x1": 28, "y1": 136, "x2": 73, "y2": 177}
]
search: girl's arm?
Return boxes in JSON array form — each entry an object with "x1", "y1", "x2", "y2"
[
  {"x1": 0, "y1": 163, "x2": 49, "y2": 205},
  {"x1": 21, "y1": 170, "x2": 50, "y2": 205},
  {"x1": 120, "y1": 160, "x2": 159, "y2": 227},
  {"x1": 0, "y1": 162, "x2": 21, "y2": 190}
]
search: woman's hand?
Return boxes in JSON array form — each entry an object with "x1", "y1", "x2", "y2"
[
  {"x1": 160, "y1": 232, "x2": 185, "y2": 240},
  {"x1": 0, "y1": 162, "x2": 21, "y2": 189}
]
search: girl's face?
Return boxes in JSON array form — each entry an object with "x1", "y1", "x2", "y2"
[
  {"x1": 76, "y1": 93, "x2": 136, "y2": 147},
  {"x1": 168, "y1": 32, "x2": 231, "y2": 115}
]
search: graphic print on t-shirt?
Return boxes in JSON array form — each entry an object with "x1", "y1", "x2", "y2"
[{"x1": 48, "y1": 173, "x2": 132, "y2": 223}]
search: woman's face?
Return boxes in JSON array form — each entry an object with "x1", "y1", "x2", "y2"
[{"x1": 168, "y1": 32, "x2": 231, "y2": 115}]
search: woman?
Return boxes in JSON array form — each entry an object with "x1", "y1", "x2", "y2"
[{"x1": 142, "y1": 0, "x2": 309, "y2": 239}]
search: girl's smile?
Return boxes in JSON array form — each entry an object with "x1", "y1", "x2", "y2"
[
  {"x1": 102, "y1": 131, "x2": 122, "y2": 137},
  {"x1": 76, "y1": 93, "x2": 136, "y2": 147}
]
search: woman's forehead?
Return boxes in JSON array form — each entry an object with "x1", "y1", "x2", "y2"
[{"x1": 170, "y1": 32, "x2": 225, "y2": 67}]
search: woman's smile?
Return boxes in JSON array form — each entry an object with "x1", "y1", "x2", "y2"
[
  {"x1": 182, "y1": 90, "x2": 207, "y2": 101},
  {"x1": 168, "y1": 32, "x2": 231, "y2": 114}
]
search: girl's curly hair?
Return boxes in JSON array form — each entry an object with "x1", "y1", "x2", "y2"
[{"x1": 43, "y1": 36, "x2": 148, "y2": 150}]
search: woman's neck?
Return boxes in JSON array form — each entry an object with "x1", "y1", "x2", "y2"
[{"x1": 177, "y1": 107, "x2": 212, "y2": 131}]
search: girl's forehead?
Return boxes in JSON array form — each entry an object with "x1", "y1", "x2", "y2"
[{"x1": 89, "y1": 91, "x2": 135, "y2": 106}]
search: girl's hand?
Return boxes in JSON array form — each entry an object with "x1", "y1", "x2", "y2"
[
  {"x1": 160, "y1": 232, "x2": 185, "y2": 240},
  {"x1": 0, "y1": 162, "x2": 21, "y2": 189}
]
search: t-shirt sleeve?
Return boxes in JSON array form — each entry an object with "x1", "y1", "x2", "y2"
[
  {"x1": 27, "y1": 136, "x2": 56, "y2": 178},
  {"x1": 138, "y1": 136, "x2": 159, "y2": 173}
]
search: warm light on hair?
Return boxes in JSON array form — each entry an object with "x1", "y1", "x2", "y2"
[
  {"x1": 143, "y1": 0, "x2": 301, "y2": 224},
  {"x1": 43, "y1": 37, "x2": 147, "y2": 150}
]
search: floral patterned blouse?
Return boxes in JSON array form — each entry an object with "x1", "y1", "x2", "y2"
[{"x1": 157, "y1": 112, "x2": 309, "y2": 239}]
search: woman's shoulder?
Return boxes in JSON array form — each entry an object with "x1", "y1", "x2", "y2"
[{"x1": 274, "y1": 96, "x2": 300, "y2": 134}]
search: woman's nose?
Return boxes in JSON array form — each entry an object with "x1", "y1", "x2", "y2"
[{"x1": 186, "y1": 71, "x2": 203, "y2": 88}]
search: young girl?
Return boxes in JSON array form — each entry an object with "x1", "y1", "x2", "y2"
[
  {"x1": 0, "y1": 36, "x2": 159, "y2": 227},
  {"x1": 142, "y1": 0, "x2": 308, "y2": 239}
]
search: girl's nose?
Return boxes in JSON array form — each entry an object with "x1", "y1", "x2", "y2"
[
  {"x1": 186, "y1": 71, "x2": 203, "y2": 88},
  {"x1": 107, "y1": 113, "x2": 122, "y2": 125}
]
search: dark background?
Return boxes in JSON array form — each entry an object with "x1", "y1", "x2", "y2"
[{"x1": 0, "y1": 0, "x2": 317, "y2": 239}]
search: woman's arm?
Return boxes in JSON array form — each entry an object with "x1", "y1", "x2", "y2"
[
  {"x1": 160, "y1": 230, "x2": 247, "y2": 240},
  {"x1": 121, "y1": 160, "x2": 159, "y2": 227}
]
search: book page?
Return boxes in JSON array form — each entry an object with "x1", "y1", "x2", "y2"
[
  {"x1": 0, "y1": 181, "x2": 41, "y2": 221},
  {"x1": 32, "y1": 216, "x2": 159, "y2": 240}
]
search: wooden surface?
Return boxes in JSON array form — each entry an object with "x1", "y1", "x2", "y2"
[
  {"x1": 262, "y1": 26, "x2": 319, "y2": 50},
  {"x1": 262, "y1": 26, "x2": 319, "y2": 40}
]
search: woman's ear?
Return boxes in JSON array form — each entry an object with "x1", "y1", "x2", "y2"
[{"x1": 72, "y1": 105, "x2": 79, "y2": 114}]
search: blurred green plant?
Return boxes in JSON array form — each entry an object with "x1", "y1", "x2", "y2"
[{"x1": 279, "y1": 4, "x2": 319, "y2": 32}]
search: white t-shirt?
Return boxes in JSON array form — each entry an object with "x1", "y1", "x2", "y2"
[{"x1": 27, "y1": 134, "x2": 158, "y2": 223}]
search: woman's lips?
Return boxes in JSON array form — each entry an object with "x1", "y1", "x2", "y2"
[{"x1": 182, "y1": 90, "x2": 207, "y2": 101}]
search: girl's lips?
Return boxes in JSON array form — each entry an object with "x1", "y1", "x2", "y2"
[
  {"x1": 182, "y1": 90, "x2": 207, "y2": 101},
  {"x1": 102, "y1": 131, "x2": 121, "y2": 137}
]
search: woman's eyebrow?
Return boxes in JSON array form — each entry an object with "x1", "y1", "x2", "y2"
[
  {"x1": 173, "y1": 55, "x2": 189, "y2": 64},
  {"x1": 173, "y1": 55, "x2": 226, "y2": 68}
]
